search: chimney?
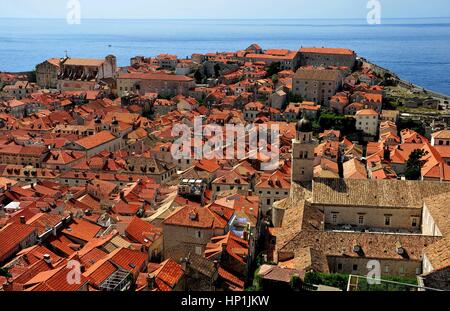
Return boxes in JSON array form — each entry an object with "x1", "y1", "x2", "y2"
[
  {"x1": 383, "y1": 145, "x2": 391, "y2": 161},
  {"x1": 43, "y1": 254, "x2": 52, "y2": 264},
  {"x1": 20, "y1": 216, "x2": 26, "y2": 224},
  {"x1": 395, "y1": 241, "x2": 405, "y2": 256},
  {"x1": 147, "y1": 274, "x2": 156, "y2": 290},
  {"x1": 352, "y1": 240, "x2": 361, "y2": 254},
  {"x1": 181, "y1": 257, "x2": 191, "y2": 272}
]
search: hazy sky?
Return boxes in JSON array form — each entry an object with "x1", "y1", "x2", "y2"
[{"x1": 0, "y1": 0, "x2": 449, "y2": 19}]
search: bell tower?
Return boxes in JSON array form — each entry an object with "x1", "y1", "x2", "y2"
[{"x1": 292, "y1": 115, "x2": 315, "y2": 183}]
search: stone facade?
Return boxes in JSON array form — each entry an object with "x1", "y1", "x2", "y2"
[
  {"x1": 292, "y1": 68, "x2": 343, "y2": 105},
  {"x1": 299, "y1": 48, "x2": 356, "y2": 68},
  {"x1": 291, "y1": 119, "x2": 316, "y2": 183},
  {"x1": 117, "y1": 72, "x2": 195, "y2": 97}
]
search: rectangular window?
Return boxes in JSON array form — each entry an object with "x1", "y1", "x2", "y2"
[
  {"x1": 352, "y1": 264, "x2": 358, "y2": 271},
  {"x1": 337, "y1": 263, "x2": 343, "y2": 270},
  {"x1": 385, "y1": 216, "x2": 391, "y2": 226},
  {"x1": 332, "y1": 214, "x2": 337, "y2": 224},
  {"x1": 358, "y1": 215, "x2": 364, "y2": 225},
  {"x1": 411, "y1": 218, "x2": 418, "y2": 227}
]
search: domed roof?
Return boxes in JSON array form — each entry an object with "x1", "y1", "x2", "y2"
[{"x1": 296, "y1": 116, "x2": 312, "y2": 132}]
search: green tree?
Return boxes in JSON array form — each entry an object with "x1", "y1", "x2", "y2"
[
  {"x1": 317, "y1": 112, "x2": 356, "y2": 136},
  {"x1": 398, "y1": 118, "x2": 426, "y2": 136},
  {"x1": 288, "y1": 92, "x2": 303, "y2": 103},
  {"x1": 290, "y1": 274, "x2": 302, "y2": 291},
  {"x1": 0, "y1": 267, "x2": 11, "y2": 278},
  {"x1": 271, "y1": 74, "x2": 279, "y2": 84},
  {"x1": 213, "y1": 63, "x2": 221, "y2": 78},
  {"x1": 267, "y1": 62, "x2": 281, "y2": 77},
  {"x1": 194, "y1": 69, "x2": 203, "y2": 84},
  {"x1": 405, "y1": 149, "x2": 429, "y2": 180},
  {"x1": 304, "y1": 271, "x2": 349, "y2": 291}
]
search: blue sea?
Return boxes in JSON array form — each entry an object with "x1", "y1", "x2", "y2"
[{"x1": 0, "y1": 18, "x2": 449, "y2": 95}]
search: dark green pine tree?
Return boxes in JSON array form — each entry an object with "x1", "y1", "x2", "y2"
[{"x1": 404, "y1": 149, "x2": 429, "y2": 180}]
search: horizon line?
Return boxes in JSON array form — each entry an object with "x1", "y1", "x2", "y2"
[{"x1": 0, "y1": 16, "x2": 450, "y2": 21}]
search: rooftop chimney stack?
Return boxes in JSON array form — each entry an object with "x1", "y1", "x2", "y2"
[{"x1": 43, "y1": 254, "x2": 52, "y2": 264}]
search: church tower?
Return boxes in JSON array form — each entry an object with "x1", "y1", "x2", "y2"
[{"x1": 292, "y1": 115, "x2": 315, "y2": 183}]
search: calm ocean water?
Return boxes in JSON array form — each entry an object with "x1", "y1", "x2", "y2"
[{"x1": 0, "y1": 18, "x2": 449, "y2": 95}]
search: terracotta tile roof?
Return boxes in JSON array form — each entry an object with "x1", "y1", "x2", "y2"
[
  {"x1": 80, "y1": 248, "x2": 108, "y2": 269},
  {"x1": 213, "y1": 170, "x2": 249, "y2": 186},
  {"x1": 152, "y1": 258, "x2": 184, "y2": 290},
  {"x1": 218, "y1": 267, "x2": 244, "y2": 290},
  {"x1": 163, "y1": 205, "x2": 227, "y2": 230},
  {"x1": 63, "y1": 58, "x2": 104, "y2": 67},
  {"x1": 278, "y1": 247, "x2": 329, "y2": 273},
  {"x1": 343, "y1": 158, "x2": 367, "y2": 179},
  {"x1": 109, "y1": 248, "x2": 147, "y2": 275},
  {"x1": 125, "y1": 217, "x2": 162, "y2": 247},
  {"x1": 424, "y1": 238, "x2": 450, "y2": 271},
  {"x1": 205, "y1": 232, "x2": 249, "y2": 265},
  {"x1": 432, "y1": 130, "x2": 450, "y2": 139},
  {"x1": 312, "y1": 177, "x2": 450, "y2": 209},
  {"x1": 423, "y1": 193, "x2": 450, "y2": 237},
  {"x1": 29, "y1": 265, "x2": 89, "y2": 291},
  {"x1": 300, "y1": 47, "x2": 355, "y2": 56},
  {"x1": 195, "y1": 159, "x2": 221, "y2": 173},
  {"x1": 119, "y1": 72, "x2": 193, "y2": 82},
  {"x1": 85, "y1": 260, "x2": 117, "y2": 287},
  {"x1": 355, "y1": 108, "x2": 378, "y2": 116},
  {"x1": 75, "y1": 130, "x2": 116, "y2": 150},
  {"x1": 0, "y1": 223, "x2": 37, "y2": 262},
  {"x1": 434, "y1": 145, "x2": 450, "y2": 158},
  {"x1": 280, "y1": 229, "x2": 440, "y2": 262},
  {"x1": 14, "y1": 245, "x2": 61, "y2": 267},
  {"x1": 47, "y1": 234, "x2": 79, "y2": 257},
  {"x1": 256, "y1": 170, "x2": 291, "y2": 189},
  {"x1": 62, "y1": 219, "x2": 103, "y2": 243},
  {"x1": 258, "y1": 264, "x2": 304, "y2": 283},
  {"x1": 26, "y1": 213, "x2": 65, "y2": 236}
]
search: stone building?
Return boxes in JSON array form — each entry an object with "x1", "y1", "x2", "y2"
[
  {"x1": 245, "y1": 49, "x2": 300, "y2": 71},
  {"x1": 291, "y1": 116, "x2": 316, "y2": 183},
  {"x1": 271, "y1": 176, "x2": 450, "y2": 282},
  {"x1": 56, "y1": 55, "x2": 117, "y2": 91},
  {"x1": 355, "y1": 108, "x2": 379, "y2": 136},
  {"x1": 117, "y1": 72, "x2": 195, "y2": 97},
  {"x1": 292, "y1": 68, "x2": 343, "y2": 105},
  {"x1": 162, "y1": 205, "x2": 227, "y2": 259},
  {"x1": 299, "y1": 47, "x2": 356, "y2": 69},
  {"x1": 35, "y1": 58, "x2": 61, "y2": 89}
]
